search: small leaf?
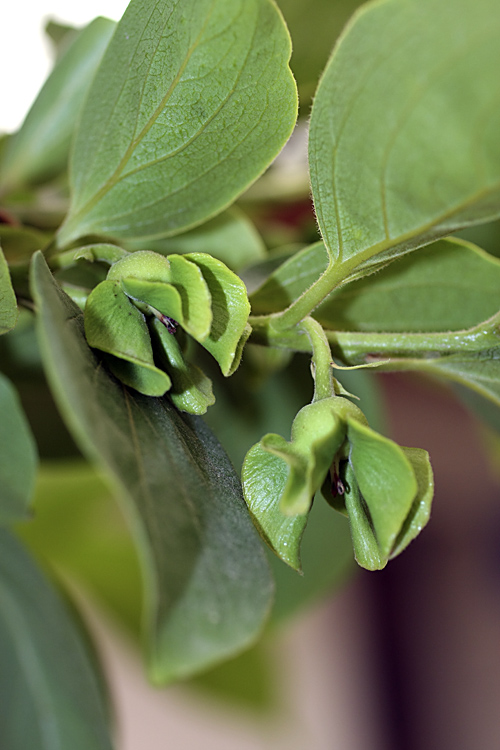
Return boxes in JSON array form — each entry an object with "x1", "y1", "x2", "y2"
[
  {"x1": 346, "y1": 418, "x2": 418, "y2": 557},
  {"x1": 0, "y1": 529, "x2": 113, "y2": 750},
  {"x1": 84, "y1": 279, "x2": 172, "y2": 396},
  {"x1": 316, "y1": 238, "x2": 500, "y2": 333},
  {"x1": 124, "y1": 207, "x2": 266, "y2": 271},
  {"x1": 0, "y1": 245, "x2": 18, "y2": 335},
  {"x1": 57, "y1": 0, "x2": 297, "y2": 246},
  {"x1": 0, "y1": 18, "x2": 116, "y2": 190},
  {"x1": 309, "y1": 0, "x2": 500, "y2": 274},
  {"x1": 150, "y1": 318, "x2": 215, "y2": 414},
  {"x1": 0, "y1": 374, "x2": 38, "y2": 523},
  {"x1": 390, "y1": 447, "x2": 433, "y2": 559},
  {"x1": 343, "y1": 463, "x2": 386, "y2": 571},
  {"x1": 242, "y1": 442, "x2": 307, "y2": 571},
  {"x1": 185, "y1": 253, "x2": 250, "y2": 375},
  {"x1": 31, "y1": 252, "x2": 273, "y2": 682}
]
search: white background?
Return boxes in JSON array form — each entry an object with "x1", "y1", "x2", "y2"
[{"x1": 0, "y1": 1, "x2": 129, "y2": 132}]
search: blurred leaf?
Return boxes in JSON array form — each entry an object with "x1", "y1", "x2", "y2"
[
  {"x1": 45, "y1": 19, "x2": 79, "y2": 57},
  {"x1": 0, "y1": 226, "x2": 49, "y2": 266},
  {"x1": 0, "y1": 18, "x2": 116, "y2": 191},
  {"x1": 0, "y1": 529, "x2": 113, "y2": 750},
  {"x1": 452, "y1": 384, "x2": 500, "y2": 434},
  {"x1": 457, "y1": 217, "x2": 500, "y2": 258},
  {"x1": 125, "y1": 207, "x2": 266, "y2": 271},
  {"x1": 57, "y1": 0, "x2": 297, "y2": 246},
  {"x1": 0, "y1": 373, "x2": 37, "y2": 523},
  {"x1": 309, "y1": 0, "x2": 500, "y2": 274},
  {"x1": 315, "y1": 238, "x2": 500, "y2": 332},
  {"x1": 18, "y1": 460, "x2": 143, "y2": 638},
  {"x1": 31, "y1": 251, "x2": 273, "y2": 683},
  {"x1": 0, "y1": 245, "x2": 17, "y2": 334}
]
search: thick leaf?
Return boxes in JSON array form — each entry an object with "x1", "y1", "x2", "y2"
[
  {"x1": 390, "y1": 447, "x2": 433, "y2": 559},
  {"x1": 0, "y1": 530, "x2": 113, "y2": 750},
  {"x1": 57, "y1": 0, "x2": 297, "y2": 246},
  {"x1": 0, "y1": 245, "x2": 18, "y2": 335},
  {"x1": 0, "y1": 374, "x2": 37, "y2": 523},
  {"x1": 125, "y1": 207, "x2": 266, "y2": 271},
  {"x1": 31, "y1": 252, "x2": 273, "y2": 682},
  {"x1": 316, "y1": 238, "x2": 500, "y2": 332},
  {"x1": 0, "y1": 18, "x2": 116, "y2": 191},
  {"x1": 346, "y1": 418, "x2": 418, "y2": 557},
  {"x1": 309, "y1": 0, "x2": 500, "y2": 275}
]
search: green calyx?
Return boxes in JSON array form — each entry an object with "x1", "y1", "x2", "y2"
[{"x1": 82, "y1": 248, "x2": 250, "y2": 411}]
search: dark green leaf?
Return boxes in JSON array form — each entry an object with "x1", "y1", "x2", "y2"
[
  {"x1": 0, "y1": 373, "x2": 37, "y2": 523},
  {"x1": 0, "y1": 246, "x2": 18, "y2": 335},
  {"x1": 31, "y1": 251, "x2": 273, "y2": 682},
  {"x1": 309, "y1": 0, "x2": 500, "y2": 275},
  {"x1": 0, "y1": 529, "x2": 113, "y2": 750},
  {"x1": 0, "y1": 18, "x2": 116, "y2": 190},
  {"x1": 57, "y1": 0, "x2": 297, "y2": 246}
]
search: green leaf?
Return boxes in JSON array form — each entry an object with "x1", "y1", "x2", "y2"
[
  {"x1": 0, "y1": 245, "x2": 18, "y2": 335},
  {"x1": 124, "y1": 207, "x2": 266, "y2": 271},
  {"x1": 315, "y1": 238, "x2": 500, "y2": 332},
  {"x1": 249, "y1": 241, "x2": 328, "y2": 314},
  {"x1": 390, "y1": 447, "x2": 433, "y2": 559},
  {"x1": 242, "y1": 442, "x2": 307, "y2": 570},
  {"x1": 185, "y1": 253, "x2": 251, "y2": 375},
  {"x1": 84, "y1": 280, "x2": 172, "y2": 397},
  {"x1": 31, "y1": 251, "x2": 273, "y2": 682},
  {"x1": 57, "y1": 0, "x2": 297, "y2": 246},
  {"x1": 344, "y1": 462, "x2": 386, "y2": 571},
  {"x1": 346, "y1": 418, "x2": 418, "y2": 557},
  {"x1": 0, "y1": 529, "x2": 113, "y2": 750},
  {"x1": 0, "y1": 374, "x2": 38, "y2": 523},
  {"x1": 0, "y1": 18, "x2": 116, "y2": 191},
  {"x1": 309, "y1": 0, "x2": 500, "y2": 275}
]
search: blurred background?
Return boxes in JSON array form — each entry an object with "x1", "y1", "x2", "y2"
[{"x1": 2, "y1": 2, "x2": 500, "y2": 748}]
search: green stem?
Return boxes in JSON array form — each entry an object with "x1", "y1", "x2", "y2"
[{"x1": 299, "y1": 317, "x2": 336, "y2": 401}]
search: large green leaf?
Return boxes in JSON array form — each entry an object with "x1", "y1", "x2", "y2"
[
  {"x1": 57, "y1": 0, "x2": 297, "y2": 246},
  {"x1": 30, "y1": 252, "x2": 273, "y2": 682},
  {"x1": 0, "y1": 374, "x2": 37, "y2": 524},
  {"x1": 0, "y1": 245, "x2": 18, "y2": 335},
  {"x1": 0, "y1": 18, "x2": 115, "y2": 191},
  {"x1": 316, "y1": 238, "x2": 500, "y2": 332},
  {"x1": 0, "y1": 530, "x2": 113, "y2": 750},
  {"x1": 309, "y1": 0, "x2": 500, "y2": 275}
]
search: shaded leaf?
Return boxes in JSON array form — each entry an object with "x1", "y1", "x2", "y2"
[
  {"x1": 390, "y1": 446, "x2": 433, "y2": 559},
  {"x1": 316, "y1": 238, "x2": 500, "y2": 332},
  {"x1": 0, "y1": 529, "x2": 113, "y2": 750},
  {"x1": 0, "y1": 245, "x2": 18, "y2": 335},
  {"x1": 31, "y1": 251, "x2": 273, "y2": 682},
  {"x1": 57, "y1": 0, "x2": 297, "y2": 246},
  {"x1": 0, "y1": 18, "x2": 116, "y2": 190},
  {"x1": 309, "y1": 0, "x2": 500, "y2": 275},
  {"x1": 344, "y1": 462, "x2": 386, "y2": 571},
  {"x1": 0, "y1": 373, "x2": 37, "y2": 523}
]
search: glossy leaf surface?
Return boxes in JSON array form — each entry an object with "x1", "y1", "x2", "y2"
[
  {"x1": 0, "y1": 18, "x2": 115, "y2": 190},
  {"x1": 31, "y1": 252, "x2": 273, "y2": 682},
  {"x1": 0, "y1": 374, "x2": 37, "y2": 524},
  {"x1": 309, "y1": 0, "x2": 500, "y2": 274},
  {"x1": 0, "y1": 530, "x2": 113, "y2": 750},
  {"x1": 0, "y1": 246, "x2": 17, "y2": 335},
  {"x1": 57, "y1": 0, "x2": 297, "y2": 245}
]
